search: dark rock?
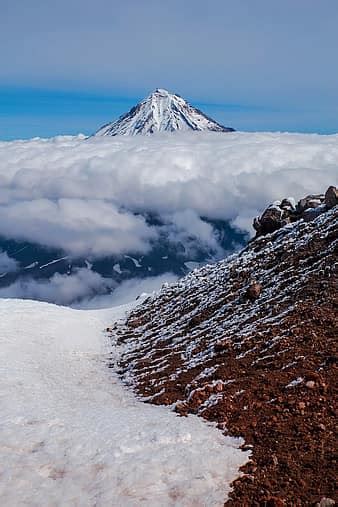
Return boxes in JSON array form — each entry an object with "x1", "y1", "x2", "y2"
[
  {"x1": 302, "y1": 204, "x2": 327, "y2": 222},
  {"x1": 298, "y1": 401, "x2": 306, "y2": 411},
  {"x1": 174, "y1": 401, "x2": 188, "y2": 414},
  {"x1": 280, "y1": 197, "x2": 296, "y2": 211},
  {"x1": 324, "y1": 186, "x2": 338, "y2": 209},
  {"x1": 259, "y1": 206, "x2": 283, "y2": 234},
  {"x1": 280, "y1": 217, "x2": 292, "y2": 227},
  {"x1": 297, "y1": 194, "x2": 324, "y2": 213},
  {"x1": 253, "y1": 216, "x2": 262, "y2": 233}
]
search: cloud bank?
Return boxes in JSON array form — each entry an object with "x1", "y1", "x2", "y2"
[
  {"x1": 0, "y1": 268, "x2": 112, "y2": 306},
  {"x1": 0, "y1": 131, "x2": 337, "y2": 259},
  {"x1": 0, "y1": 267, "x2": 177, "y2": 308}
]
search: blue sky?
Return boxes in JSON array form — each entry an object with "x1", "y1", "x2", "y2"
[{"x1": 1, "y1": 0, "x2": 338, "y2": 139}]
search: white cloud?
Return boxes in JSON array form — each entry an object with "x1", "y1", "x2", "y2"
[
  {"x1": 0, "y1": 250, "x2": 19, "y2": 273},
  {"x1": 163, "y1": 209, "x2": 224, "y2": 258},
  {"x1": 74, "y1": 273, "x2": 179, "y2": 309},
  {"x1": 0, "y1": 131, "x2": 337, "y2": 258},
  {"x1": 0, "y1": 198, "x2": 155, "y2": 257},
  {"x1": 0, "y1": 265, "x2": 177, "y2": 308},
  {"x1": 0, "y1": 268, "x2": 113, "y2": 306}
]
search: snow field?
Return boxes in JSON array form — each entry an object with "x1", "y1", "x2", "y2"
[{"x1": 0, "y1": 298, "x2": 248, "y2": 506}]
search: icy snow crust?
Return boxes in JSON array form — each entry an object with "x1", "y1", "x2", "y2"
[
  {"x1": 95, "y1": 89, "x2": 233, "y2": 136},
  {"x1": 0, "y1": 298, "x2": 248, "y2": 506}
]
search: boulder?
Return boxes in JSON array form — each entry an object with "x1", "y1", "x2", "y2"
[
  {"x1": 259, "y1": 205, "x2": 283, "y2": 234},
  {"x1": 280, "y1": 197, "x2": 296, "y2": 211},
  {"x1": 302, "y1": 204, "x2": 327, "y2": 222},
  {"x1": 297, "y1": 194, "x2": 324, "y2": 214},
  {"x1": 324, "y1": 185, "x2": 338, "y2": 209}
]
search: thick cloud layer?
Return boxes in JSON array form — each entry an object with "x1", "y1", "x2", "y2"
[
  {"x1": 0, "y1": 268, "x2": 177, "y2": 308},
  {"x1": 0, "y1": 132, "x2": 337, "y2": 258}
]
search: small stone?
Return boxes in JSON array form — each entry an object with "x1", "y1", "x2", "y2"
[
  {"x1": 305, "y1": 380, "x2": 315, "y2": 389},
  {"x1": 174, "y1": 401, "x2": 188, "y2": 413},
  {"x1": 272, "y1": 454, "x2": 278, "y2": 466},
  {"x1": 316, "y1": 498, "x2": 335, "y2": 507},
  {"x1": 214, "y1": 381, "x2": 224, "y2": 392},
  {"x1": 298, "y1": 401, "x2": 306, "y2": 410},
  {"x1": 246, "y1": 282, "x2": 262, "y2": 300}
]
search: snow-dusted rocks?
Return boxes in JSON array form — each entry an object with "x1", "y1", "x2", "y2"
[
  {"x1": 95, "y1": 88, "x2": 234, "y2": 136},
  {"x1": 116, "y1": 197, "x2": 337, "y2": 504},
  {"x1": 253, "y1": 185, "x2": 337, "y2": 237}
]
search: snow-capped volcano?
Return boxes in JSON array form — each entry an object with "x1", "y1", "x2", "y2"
[{"x1": 95, "y1": 88, "x2": 235, "y2": 136}]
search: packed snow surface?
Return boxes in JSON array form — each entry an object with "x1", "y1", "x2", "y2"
[
  {"x1": 95, "y1": 89, "x2": 233, "y2": 136},
  {"x1": 0, "y1": 298, "x2": 248, "y2": 506}
]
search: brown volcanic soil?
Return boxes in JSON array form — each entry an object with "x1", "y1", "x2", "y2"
[{"x1": 113, "y1": 206, "x2": 338, "y2": 506}]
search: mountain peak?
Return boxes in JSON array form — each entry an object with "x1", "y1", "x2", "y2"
[
  {"x1": 152, "y1": 88, "x2": 171, "y2": 95},
  {"x1": 95, "y1": 89, "x2": 234, "y2": 137}
]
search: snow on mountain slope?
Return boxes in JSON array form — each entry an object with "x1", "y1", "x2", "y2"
[
  {"x1": 0, "y1": 298, "x2": 249, "y2": 506},
  {"x1": 95, "y1": 89, "x2": 234, "y2": 136}
]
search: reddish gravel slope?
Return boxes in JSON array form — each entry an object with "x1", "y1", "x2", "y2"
[{"x1": 113, "y1": 204, "x2": 337, "y2": 506}]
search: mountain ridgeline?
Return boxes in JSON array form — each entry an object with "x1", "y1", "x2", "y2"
[{"x1": 95, "y1": 89, "x2": 234, "y2": 136}]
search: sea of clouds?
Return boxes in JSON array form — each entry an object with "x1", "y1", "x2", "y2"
[{"x1": 0, "y1": 131, "x2": 337, "y2": 305}]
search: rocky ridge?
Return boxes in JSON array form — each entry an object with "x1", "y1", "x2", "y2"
[
  {"x1": 112, "y1": 187, "x2": 337, "y2": 505},
  {"x1": 253, "y1": 185, "x2": 337, "y2": 237}
]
